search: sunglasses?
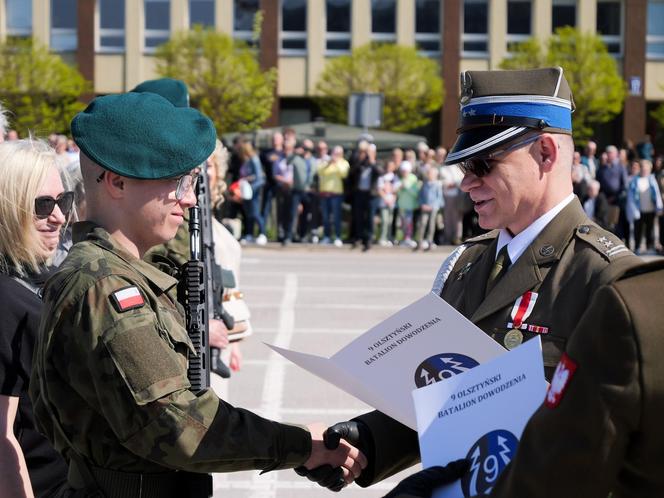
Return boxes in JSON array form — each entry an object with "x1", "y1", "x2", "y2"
[
  {"x1": 460, "y1": 134, "x2": 542, "y2": 178},
  {"x1": 35, "y1": 191, "x2": 75, "y2": 218}
]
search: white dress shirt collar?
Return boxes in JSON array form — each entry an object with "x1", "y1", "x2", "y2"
[{"x1": 495, "y1": 193, "x2": 575, "y2": 263}]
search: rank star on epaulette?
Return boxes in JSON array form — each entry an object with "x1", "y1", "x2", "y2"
[{"x1": 110, "y1": 286, "x2": 145, "y2": 312}]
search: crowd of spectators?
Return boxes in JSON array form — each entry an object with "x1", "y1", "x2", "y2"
[{"x1": 4, "y1": 125, "x2": 663, "y2": 255}]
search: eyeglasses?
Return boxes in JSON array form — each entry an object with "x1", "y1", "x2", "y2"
[
  {"x1": 35, "y1": 191, "x2": 75, "y2": 218},
  {"x1": 460, "y1": 134, "x2": 542, "y2": 178},
  {"x1": 175, "y1": 173, "x2": 199, "y2": 201}
]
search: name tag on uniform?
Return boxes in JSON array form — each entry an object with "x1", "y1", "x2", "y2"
[{"x1": 110, "y1": 286, "x2": 145, "y2": 312}]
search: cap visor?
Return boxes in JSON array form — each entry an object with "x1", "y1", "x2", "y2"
[{"x1": 445, "y1": 126, "x2": 529, "y2": 165}]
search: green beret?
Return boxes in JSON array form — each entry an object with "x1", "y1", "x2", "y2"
[
  {"x1": 71, "y1": 92, "x2": 216, "y2": 180},
  {"x1": 131, "y1": 78, "x2": 189, "y2": 108}
]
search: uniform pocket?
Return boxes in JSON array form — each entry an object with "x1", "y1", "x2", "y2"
[
  {"x1": 103, "y1": 311, "x2": 190, "y2": 405},
  {"x1": 542, "y1": 335, "x2": 566, "y2": 368}
]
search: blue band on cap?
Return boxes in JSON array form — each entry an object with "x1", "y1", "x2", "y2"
[{"x1": 461, "y1": 102, "x2": 572, "y2": 131}]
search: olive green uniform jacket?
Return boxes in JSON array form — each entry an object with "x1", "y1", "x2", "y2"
[
  {"x1": 354, "y1": 199, "x2": 641, "y2": 487},
  {"x1": 30, "y1": 222, "x2": 310, "y2": 477},
  {"x1": 487, "y1": 260, "x2": 664, "y2": 498}
]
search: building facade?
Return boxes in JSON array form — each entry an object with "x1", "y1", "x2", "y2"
[{"x1": 1, "y1": 0, "x2": 663, "y2": 148}]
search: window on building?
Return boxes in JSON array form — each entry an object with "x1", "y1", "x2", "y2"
[
  {"x1": 97, "y1": 0, "x2": 125, "y2": 52},
  {"x1": 233, "y1": 0, "x2": 258, "y2": 44},
  {"x1": 190, "y1": 0, "x2": 214, "y2": 28},
  {"x1": 371, "y1": 0, "x2": 396, "y2": 43},
  {"x1": 415, "y1": 0, "x2": 441, "y2": 56},
  {"x1": 462, "y1": 0, "x2": 488, "y2": 57},
  {"x1": 326, "y1": 0, "x2": 351, "y2": 55},
  {"x1": 5, "y1": 0, "x2": 32, "y2": 37},
  {"x1": 552, "y1": 0, "x2": 576, "y2": 32},
  {"x1": 596, "y1": 1, "x2": 622, "y2": 55},
  {"x1": 281, "y1": 0, "x2": 307, "y2": 54},
  {"x1": 647, "y1": 0, "x2": 664, "y2": 58},
  {"x1": 144, "y1": 0, "x2": 170, "y2": 52},
  {"x1": 507, "y1": 0, "x2": 532, "y2": 51},
  {"x1": 51, "y1": 0, "x2": 77, "y2": 51}
]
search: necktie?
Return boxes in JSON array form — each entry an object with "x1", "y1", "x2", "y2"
[{"x1": 485, "y1": 245, "x2": 511, "y2": 296}]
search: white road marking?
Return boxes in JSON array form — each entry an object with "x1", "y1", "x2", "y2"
[
  {"x1": 250, "y1": 273, "x2": 297, "y2": 498},
  {"x1": 243, "y1": 271, "x2": 434, "y2": 280},
  {"x1": 243, "y1": 285, "x2": 424, "y2": 293},
  {"x1": 250, "y1": 303, "x2": 401, "y2": 311},
  {"x1": 252, "y1": 327, "x2": 364, "y2": 335}
]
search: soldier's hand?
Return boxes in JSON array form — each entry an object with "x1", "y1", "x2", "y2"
[
  {"x1": 301, "y1": 423, "x2": 367, "y2": 490},
  {"x1": 209, "y1": 318, "x2": 229, "y2": 349},
  {"x1": 382, "y1": 460, "x2": 470, "y2": 498}
]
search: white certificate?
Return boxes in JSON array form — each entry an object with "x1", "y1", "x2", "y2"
[
  {"x1": 268, "y1": 292, "x2": 506, "y2": 430},
  {"x1": 413, "y1": 337, "x2": 546, "y2": 498}
]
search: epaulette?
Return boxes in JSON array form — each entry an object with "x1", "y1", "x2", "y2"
[
  {"x1": 464, "y1": 229, "x2": 500, "y2": 245},
  {"x1": 616, "y1": 258, "x2": 664, "y2": 281},
  {"x1": 573, "y1": 223, "x2": 632, "y2": 261}
]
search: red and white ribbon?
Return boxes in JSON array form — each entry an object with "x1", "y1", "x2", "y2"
[{"x1": 507, "y1": 291, "x2": 538, "y2": 329}]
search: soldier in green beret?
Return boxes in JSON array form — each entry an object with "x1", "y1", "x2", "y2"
[
  {"x1": 300, "y1": 67, "x2": 643, "y2": 490},
  {"x1": 29, "y1": 92, "x2": 365, "y2": 497}
]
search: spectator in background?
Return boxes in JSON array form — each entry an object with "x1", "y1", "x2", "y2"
[
  {"x1": 390, "y1": 148, "x2": 404, "y2": 238},
  {"x1": 597, "y1": 145, "x2": 629, "y2": 239},
  {"x1": 581, "y1": 140, "x2": 598, "y2": 179},
  {"x1": 238, "y1": 140, "x2": 267, "y2": 245},
  {"x1": 0, "y1": 139, "x2": 70, "y2": 498},
  {"x1": 583, "y1": 180, "x2": 610, "y2": 229},
  {"x1": 440, "y1": 161, "x2": 465, "y2": 246},
  {"x1": 274, "y1": 136, "x2": 296, "y2": 244},
  {"x1": 291, "y1": 140, "x2": 316, "y2": 243},
  {"x1": 351, "y1": 142, "x2": 382, "y2": 251},
  {"x1": 6, "y1": 129, "x2": 19, "y2": 141},
  {"x1": 396, "y1": 161, "x2": 420, "y2": 248},
  {"x1": 572, "y1": 151, "x2": 589, "y2": 200},
  {"x1": 655, "y1": 156, "x2": 664, "y2": 254},
  {"x1": 626, "y1": 159, "x2": 663, "y2": 254},
  {"x1": 636, "y1": 134, "x2": 654, "y2": 161},
  {"x1": 260, "y1": 131, "x2": 284, "y2": 235},
  {"x1": 415, "y1": 142, "x2": 429, "y2": 180},
  {"x1": 377, "y1": 159, "x2": 399, "y2": 247},
  {"x1": 318, "y1": 145, "x2": 349, "y2": 247},
  {"x1": 416, "y1": 166, "x2": 444, "y2": 251}
]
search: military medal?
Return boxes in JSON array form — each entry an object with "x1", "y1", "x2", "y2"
[
  {"x1": 504, "y1": 291, "x2": 538, "y2": 348},
  {"x1": 504, "y1": 329, "x2": 523, "y2": 349}
]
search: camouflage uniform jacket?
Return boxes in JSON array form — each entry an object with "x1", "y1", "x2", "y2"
[{"x1": 30, "y1": 222, "x2": 310, "y2": 474}]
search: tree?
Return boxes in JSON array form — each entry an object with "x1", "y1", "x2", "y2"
[
  {"x1": 650, "y1": 89, "x2": 664, "y2": 134},
  {"x1": 500, "y1": 27, "x2": 626, "y2": 145},
  {"x1": 155, "y1": 25, "x2": 276, "y2": 135},
  {"x1": 315, "y1": 43, "x2": 444, "y2": 133},
  {"x1": 0, "y1": 37, "x2": 89, "y2": 136}
]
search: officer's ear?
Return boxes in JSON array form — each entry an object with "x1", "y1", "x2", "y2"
[
  {"x1": 104, "y1": 171, "x2": 126, "y2": 199},
  {"x1": 536, "y1": 134, "x2": 558, "y2": 172}
]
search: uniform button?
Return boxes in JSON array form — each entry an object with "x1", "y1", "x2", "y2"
[{"x1": 578, "y1": 225, "x2": 591, "y2": 234}]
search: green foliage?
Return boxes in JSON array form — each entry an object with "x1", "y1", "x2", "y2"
[
  {"x1": 650, "y1": 88, "x2": 664, "y2": 131},
  {"x1": 500, "y1": 27, "x2": 626, "y2": 145},
  {"x1": 315, "y1": 43, "x2": 444, "y2": 132},
  {"x1": 0, "y1": 37, "x2": 89, "y2": 136},
  {"x1": 154, "y1": 25, "x2": 276, "y2": 135}
]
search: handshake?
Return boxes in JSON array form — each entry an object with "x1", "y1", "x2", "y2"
[{"x1": 299, "y1": 421, "x2": 468, "y2": 497}]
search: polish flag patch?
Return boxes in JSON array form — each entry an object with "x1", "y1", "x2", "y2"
[
  {"x1": 545, "y1": 353, "x2": 577, "y2": 408},
  {"x1": 110, "y1": 286, "x2": 145, "y2": 312}
]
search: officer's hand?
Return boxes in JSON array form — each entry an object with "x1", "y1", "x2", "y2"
[
  {"x1": 209, "y1": 319, "x2": 229, "y2": 349},
  {"x1": 302, "y1": 423, "x2": 367, "y2": 489},
  {"x1": 382, "y1": 460, "x2": 470, "y2": 498}
]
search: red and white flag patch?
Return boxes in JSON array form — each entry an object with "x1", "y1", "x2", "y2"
[
  {"x1": 110, "y1": 286, "x2": 145, "y2": 312},
  {"x1": 545, "y1": 352, "x2": 577, "y2": 408}
]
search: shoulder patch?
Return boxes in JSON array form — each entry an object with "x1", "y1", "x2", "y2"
[
  {"x1": 110, "y1": 286, "x2": 145, "y2": 312},
  {"x1": 545, "y1": 352, "x2": 577, "y2": 408},
  {"x1": 574, "y1": 224, "x2": 632, "y2": 261}
]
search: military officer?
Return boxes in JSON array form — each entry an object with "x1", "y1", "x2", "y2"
[
  {"x1": 29, "y1": 92, "x2": 365, "y2": 497},
  {"x1": 300, "y1": 67, "x2": 642, "y2": 490},
  {"x1": 383, "y1": 259, "x2": 664, "y2": 498}
]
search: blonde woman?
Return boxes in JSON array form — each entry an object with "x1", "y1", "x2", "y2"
[{"x1": 0, "y1": 140, "x2": 70, "y2": 497}]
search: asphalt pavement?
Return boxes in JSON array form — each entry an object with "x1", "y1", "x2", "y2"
[{"x1": 212, "y1": 244, "x2": 452, "y2": 498}]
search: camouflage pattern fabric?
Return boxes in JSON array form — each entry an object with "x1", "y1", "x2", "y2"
[{"x1": 30, "y1": 221, "x2": 310, "y2": 474}]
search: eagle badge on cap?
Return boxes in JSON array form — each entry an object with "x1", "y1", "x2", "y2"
[{"x1": 460, "y1": 72, "x2": 473, "y2": 104}]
